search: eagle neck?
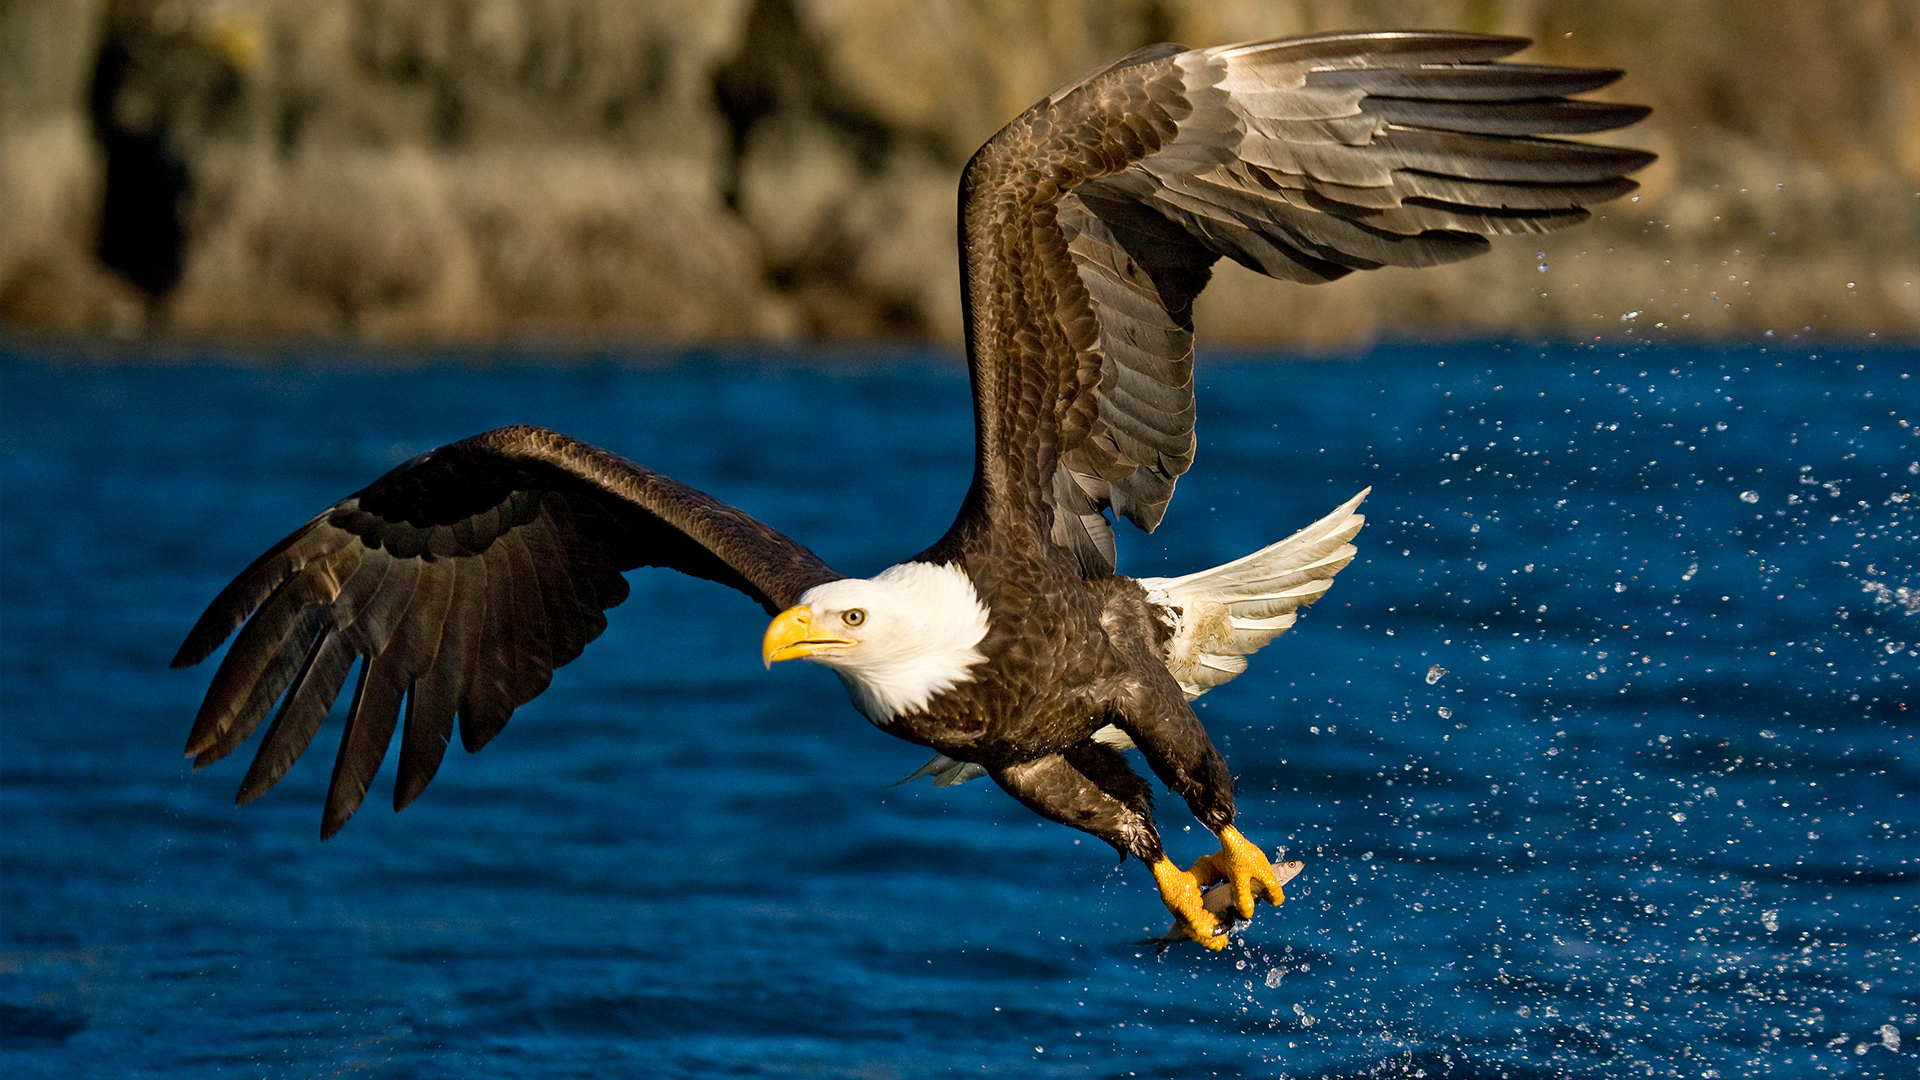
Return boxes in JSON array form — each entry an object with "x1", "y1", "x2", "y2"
[{"x1": 818, "y1": 561, "x2": 992, "y2": 724}]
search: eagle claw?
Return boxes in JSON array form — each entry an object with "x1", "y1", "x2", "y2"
[
  {"x1": 1150, "y1": 856, "x2": 1230, "y2": 950},
  {"x1": 1188, "y1": 826, "x2": 1290, "y2": 920}
]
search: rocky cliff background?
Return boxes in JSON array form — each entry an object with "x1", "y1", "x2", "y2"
[{"x1": 3, "y1": 0, "x2": 1916, "y2": 349}]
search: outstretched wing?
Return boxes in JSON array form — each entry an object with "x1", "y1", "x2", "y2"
[
  {"x1": 173, "y1": 424, "x2": 839, "y2": 837},
  {"x1": 947, "y1": 31, "x2": 1652, "y2": 574}
]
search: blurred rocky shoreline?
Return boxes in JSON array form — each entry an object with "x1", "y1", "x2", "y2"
[{"x1": 3, "y1": 0, "x2": 1916, "y2": 350}]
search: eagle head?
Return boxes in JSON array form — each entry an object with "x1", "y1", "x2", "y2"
[{"x1": 761, "y1": 561, "x2": 990, "y2": 722}]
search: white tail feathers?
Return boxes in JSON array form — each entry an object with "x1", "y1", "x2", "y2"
[
  {"x1": 898, "y1": 725, "x2": 1132, "y2": 788},
  {"x1": 1137, "y1": 488, "x2": 1368, "y2": 698},
  {"x1": 897, "y1": 489, "x2": 1365, "y2": 787}
]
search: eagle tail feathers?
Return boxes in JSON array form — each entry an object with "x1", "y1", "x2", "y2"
[
  {"x1": 1139, "y1": 488, "x2": 1368, "y2": 698},
  {"x1": 894, "y1": 754, "x2": 989, "y2": 788},
  {"x1": 899, "y1": 724, "x2": 1137, "y2": 789}
]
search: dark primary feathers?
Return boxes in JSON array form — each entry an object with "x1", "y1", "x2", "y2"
[
  {"x1": 173, "y1": 425, "x2": 837, "y2": 837},
  {"x1": 177, "y1": 31, "x2": 1650, "y2": 839},
  {"x1": 949, "y1": 30, "x2": 1652, "y2": 574}
]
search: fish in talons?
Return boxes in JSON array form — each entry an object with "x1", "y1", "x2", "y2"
[{"x1": 1146, "y1": 858, "x2": 1306, "y2": 953}]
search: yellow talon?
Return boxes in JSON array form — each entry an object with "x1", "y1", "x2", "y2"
[
  {"x1": 1205, "y1": 825, "x2": 1288, "y2": 919},
  {"x1": 1146, "y1": 843, "x2": 1307, "y2": 953},
  {"x1": 1150, "y1": 856, "x2": 1227, "y2": 950},
  {"x1": 1186, "y1": 851, "x2": 1224, "y2": 887}
]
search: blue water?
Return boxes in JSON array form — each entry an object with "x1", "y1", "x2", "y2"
[{"x1": 2, "y1": 341, "x2": 1915, "y2": 1078}]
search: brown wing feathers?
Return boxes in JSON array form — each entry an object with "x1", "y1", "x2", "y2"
[
  {"x1": 174, "y1": 424, "x2": 838, "y2": 836},
  {"x1": 954, "y1": 31, "x2": 1652, "y2": 574},
  {"x1": 178, "y1": 30, "x2": 1652, "y2": 838}
]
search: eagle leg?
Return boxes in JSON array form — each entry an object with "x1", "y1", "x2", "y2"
[
  {"x1": 990, "y1": 747, "x2": 1241, "y2": 945},
  {"x1": 1150, "y1": 856, "x2": 1229, "y2": 949},
  {"x1": 1189, "y1": 825, "x2": 1290, "y2": 920}
]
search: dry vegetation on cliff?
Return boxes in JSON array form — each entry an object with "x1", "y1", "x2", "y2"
[{"x1": 2, "y1": 0, "x2": 1916, "y2": 348}]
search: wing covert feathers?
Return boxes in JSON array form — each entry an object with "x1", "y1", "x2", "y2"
[
  {"x1": 177, "y1": 30, "x2": 1652, "y2": 840},
  {"x1": 954, "y1": 31, "x2": 1649, "y2": 573},
  {"x1": 1138, "y1": 489, "x2": 1368, "y2": 698},
  {"x1": 174, "y1": 425, "x2": 839, "y2": 836}
]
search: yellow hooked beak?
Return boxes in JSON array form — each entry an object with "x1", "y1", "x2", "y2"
[{"x1": 762, "y1": 605, "x2": 856, "y2": 668}]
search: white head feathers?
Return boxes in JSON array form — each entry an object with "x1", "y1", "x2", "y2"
[{"x1": 794, "y1": 561, "x2": 991, "y2": 722}]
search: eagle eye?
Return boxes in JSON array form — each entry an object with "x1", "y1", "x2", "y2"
[{"x1": 842, "y1": 608, "x2": 866, "y2": 627}]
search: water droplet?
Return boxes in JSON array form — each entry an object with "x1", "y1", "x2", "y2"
[
  {"x1": 1740, "y1": 490, "x2": 1760, "y2": 503},
  {"x1": 1426, "y1": 665, "x2": 1447, "y2": 685}
]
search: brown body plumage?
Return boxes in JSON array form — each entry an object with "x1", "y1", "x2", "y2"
[{"x1": 176, "y1": 32, "x2": 1650, "y2": 947}]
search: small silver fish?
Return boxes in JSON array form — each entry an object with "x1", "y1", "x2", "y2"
[{"x1": 1143, "y1": 860, "x2": 1306, "y2": 954}]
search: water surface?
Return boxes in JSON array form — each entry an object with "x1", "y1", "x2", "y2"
[{"x1": 2, "y1": 341, "x2": 1915, "y2": 1077}]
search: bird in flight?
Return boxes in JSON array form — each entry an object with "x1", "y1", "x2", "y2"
[{"x1": 175, "y1": 31, "x2": 1650, "y2": 949}]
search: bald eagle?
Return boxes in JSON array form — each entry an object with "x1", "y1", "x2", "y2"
[{"x1": 174, "y1": 31, "x2": 1650, "y2": 948}]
